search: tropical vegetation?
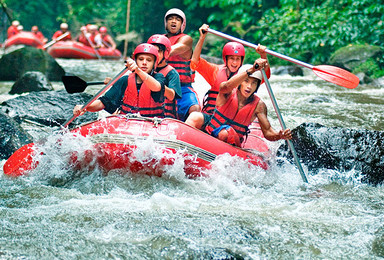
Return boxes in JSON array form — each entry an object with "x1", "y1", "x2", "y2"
[{"x1": 1, "y1": 0, "x2": 383, "y2": 75}]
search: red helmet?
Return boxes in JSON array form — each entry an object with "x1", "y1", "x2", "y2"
[
  {"x1": 164, "y1": 8, "x2": 186, "y2": 33},
  {"x1": 132, "y1": 43, "x2": 159, "y2": 68},
  {"x1": 147, "y1": 34, "x2": 171, "y2": 60},
  {"x1": 99, "y1": 26, "x2": 107, "y2": 33},
  {"x1": 222, "y1": 42, "x2": 245, "y2": 64}
]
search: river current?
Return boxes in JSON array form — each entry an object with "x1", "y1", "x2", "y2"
[{"x1": 0, "y1": 58, "x2": 383, "y2": 259}]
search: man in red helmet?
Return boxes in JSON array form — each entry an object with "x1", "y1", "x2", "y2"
[
  {"x1": 164, "y1": 8, "x2": 200, "y2": 121},
  {"x1": 205, "y1": 62, "x2": 291, "y2": 147},
  {"x1": 186, "y1": 24, "x2": 271, "y2": 130},
  {"x1": 52, "y1": 23, "x2": 72, "y2": 41},
  {"x1": 73, "y1": 43, "x2": 166, "y2": 118},
  {"x1": 31, "y1": 26, "x2": 47, "y2": 43},
  {"x1": 147, "y1": 34, "x2": 182, "y2": 119},
  {"x1": 95, "y1": 26, "x2": 117, "y2": 50}
]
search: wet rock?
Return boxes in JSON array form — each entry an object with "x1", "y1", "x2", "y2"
[
  {"x1": 329, "y1": 44, "x2": 384, "y2": 72},
  {"x1": 1, "y1": 90, "x2": 98, "y2": 127},
  {"x1": 272, "y1": 66, "x2": 304, "y2": 76},
  {"x1": 277, "y1": 122, "x2": 384, "y2": 185},
  {"x1": 373, "y1": 226, "x2": 384, "y2": 257},
  {"x1": 0, "y1": 46, "x2": 65, "y2": 81},
  {"x1": 0, "y1": 110, "x2": 33, "y2": 160},
  {"x1": 9, "y1": 71, "x2": 53, "y2": 94},
  {"x1": 308, "y1": 96, "x2": 332, "y2": 104}
]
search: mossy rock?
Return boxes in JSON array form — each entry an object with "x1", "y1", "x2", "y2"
[
  {"x1": 329, "y1": 44, "x2": 384, "y2": 72},
  {"x1": 0, "y1": 46, "x2": 65, "y2": 81}
]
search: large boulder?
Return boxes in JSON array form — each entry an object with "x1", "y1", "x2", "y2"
[
  {"x1": 0, "y1": 110, "x2": 33, "y2": 160},
  {"x1": 1, "y1": 90, "x2": 98, "y2": 127},
  {"x1": 0, "y1": 46, "x2": 65, "y2": 81},
  {"x1": 278, "y1": 122, "x2": 384, "y2": 185},
  {"x1": 329, "y1": 44, "x2": 384, "y2": 83},
  {"x1": 9, "y1": 71, "x2": 53, "y2": 94}
]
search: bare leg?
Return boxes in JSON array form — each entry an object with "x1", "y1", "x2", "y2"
[{"x1": 185, "y1": 111, "x2": 204, "y2": 129}]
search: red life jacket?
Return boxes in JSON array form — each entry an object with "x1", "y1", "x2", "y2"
[
  {"x1": 158, "y1": 65, "x2": 178, "y2": 118},
  {"x1": 167, "y1": 34, "x2": 194, "y2": 84},
  {"x1": 88, "y1": 33, "x2": 97, "y2": 45},
  {"x1": 120, "y1": 73, "x2": 165, "y2": 117},
  {"x1": 202, "y1": 64, "x2": 229, "y2": 115},
  {"x1": 205, "y1": 89, "x2": 260, "y2": 143}
]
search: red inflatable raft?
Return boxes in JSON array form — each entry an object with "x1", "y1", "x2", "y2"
[
  {"x1": 3, "y1": 115, "x2": 271, "y2": 178},
  {"x1": 4, "y1": 32, "x2": 44, "y2": 48},
  {"x1": 47, "y1": 40, "x2": 122, "y2": 60}
]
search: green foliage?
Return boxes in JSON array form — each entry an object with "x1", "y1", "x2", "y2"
[{"x1": 2, "y1": 0, "x2": 384, "y2": 69}]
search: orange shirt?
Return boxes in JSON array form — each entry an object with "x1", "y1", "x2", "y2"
[{"x1": 190, "y1": 57, "x2": 220, "y2": 88}]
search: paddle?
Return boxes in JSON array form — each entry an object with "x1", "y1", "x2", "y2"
[
  {"x1": 43, "y1": 31, "x2": 69, "y2": 50},
  {"x1": 62, "y1": 74, "x2": 104, "y2": 93},
  {"x1": 261, "y1": 69, "x2": 308, "y2": 183},
  {"x1": 3, "y1": 66, "x2": 130, "y2": 176},
  {"x1": 207, "y1": 28, "x2": 359, "y2": 89},
  {"x1": 83, "y1": 31, "x2": 102, "y2": 60}
]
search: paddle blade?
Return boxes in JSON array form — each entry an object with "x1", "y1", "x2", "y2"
[
  {"x1": 3, "y1": 143, "x2": 39, "y2": 177},
  {"x1": 62, "y1": 74, "x2": 88, "y2": 93},
  {"x1": 313, "y1": 65, "x2": 359, "y2": 89}
]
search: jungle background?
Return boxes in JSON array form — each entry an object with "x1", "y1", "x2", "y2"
[{"x1": 1, "y1": 0, "x2": 383, "y2": 78}]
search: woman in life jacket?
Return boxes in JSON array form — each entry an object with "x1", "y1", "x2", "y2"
[
  {"x1": 205, "y1": 62, "x2": 292, "y2": 147},
  {"x1": 73, "y1": 43, "x2": 166, "y2": 118},
  {"x1": 147, "y1": 34, "x2": 182, "y2": 119}
]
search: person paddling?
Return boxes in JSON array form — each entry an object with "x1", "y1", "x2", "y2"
[
  {"x1": 164, "y1": 8, "x2": 200, "y2": 121},
  {"x1": 73, "y1": 43, "x2": 166, "y2": 118},
  {"x1": 52, "y1": 23, "x2": 72, "y2": 41},
  {"x1": 147, "y1": 34, "x2": 182, "y2": 119},
  {"x1": 95, "y1": 26, "x2": 117, "y2": 50},
  {"x1": 7, "y1": 20, "x2": 20, "y2": 38},
  {"x1": 31, "y1": 26, "x2": 47, "y2": 43},
  {"x1": 202, "y1": 61, "x2": 291, "y2": 147},
  {"x1": 186, "y1": 24, "x2": 271, "y2": 130}
]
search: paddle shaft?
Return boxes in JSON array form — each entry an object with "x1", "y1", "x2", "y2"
[
  {"x1": 63, "y1": 67, "x2": 129, "y2": 127},
  {"x1": 261, "y1": 69, "x2": 308, "y2": 183},
  {"x1": 87, "y1": 81, "x2": 105, "y2": 86},
  {"x1": 43, "y1": 31, "x2": 69, "y2": 49},
  {"x1": 207, "y1": 28, "x2": 313, "y2": 69},
  {"x1": 83, "y1": 31, "x2": 102, "y2": 60}
]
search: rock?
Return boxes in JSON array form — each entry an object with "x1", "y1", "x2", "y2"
[
  {"x1": 0, "y1": 110, "x2": 33, "y2": 160},
  {"x1": 277, "y1": 122, "x2": 384, "y2": 185},
  {"x1": 329, "y1": 44, "x2": 384, "y2": 72},
  {"x1": 373, "y1": 76, "x2": 384, "y2": 87},
  {"x1": 1, "y1": 90, "x2": 98, "y2": 128},
  {"x1": 272, "y1": 66, "x2": 304, "y2": 76},
  {"x1": 0, "y1": 46, "x2": 65, "y2": 81},
  {"x1": 9, "y1": 71, "x2": 53, "y2": 94}
]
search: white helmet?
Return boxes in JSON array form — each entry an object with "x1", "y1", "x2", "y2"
[
  {"x1": 164, "y1": 8, "x2": 186, "y2": 33},
  {"x1": 239, "y1": 64, "x2": 262, "y2": 81},
  {"x1": 60, "y1": 23, "x2": 68, "y2": 29},
  {"x1": 12, "y1": 20, "x2": 20, "y2": 26}
]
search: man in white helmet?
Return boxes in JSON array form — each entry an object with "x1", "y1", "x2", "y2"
[
  {"x1": 52, "y1": 22, "x2": 72, "y2": 41},
  {"x1": 203, "y1": 60, "x2": 292, "y2": 147},
  {"x1": 7, "y1": 20, "x2": 20, "y2": 38},
  {"x1": 164, "y1": 8, "x2": 200, "y2": 121}
]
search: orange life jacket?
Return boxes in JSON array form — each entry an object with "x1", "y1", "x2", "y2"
[
  {"x1": 158, "y1": 65, "x2": 178, "y2": 119},
  {"x1": 167, "y1": 34, "x2": 194, "y2": 84},
  {"x1": 120, "y1": 73, "x2": 165, "y2": 117},
  {"x1": 205, "y1": 89, "x2": 260, "y2": 143},
  {"x1": 202, "y1": 64, "x2": 229, "y2": 115}
]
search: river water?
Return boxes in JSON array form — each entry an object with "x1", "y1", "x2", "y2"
[{"x1": 0, "y1": 58, "x2": 383, "y2": 259}]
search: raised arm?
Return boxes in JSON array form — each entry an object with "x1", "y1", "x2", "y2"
[
  {"x1": 219, "y1": 58, "x2": 267, "y2": 94},
  {"x1": 169, "y1": 35, "x2": 193, "y2": 59},
  {"x1": 125, "y1": 58, "x2": 161, "y2": 92},
  {"x1": 191, "y1": 24, "x2": 209, "y2": 64}
]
